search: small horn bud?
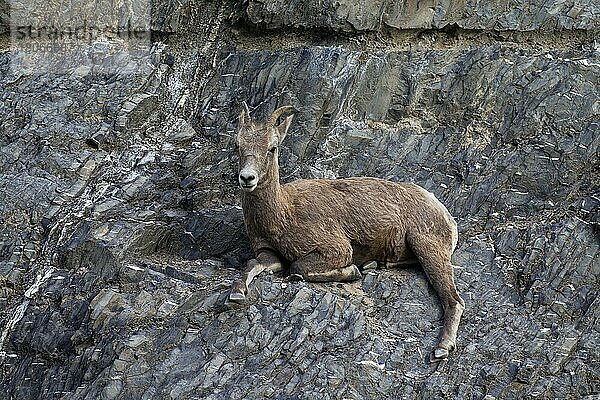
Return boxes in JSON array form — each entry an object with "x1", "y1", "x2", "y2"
[{"x1": 268, "y1": 105, "x2": 295, "y2": 127}]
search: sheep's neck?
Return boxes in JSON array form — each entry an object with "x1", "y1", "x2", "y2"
[
  {"x1": 241, "y1": 167, "x2": 289, "y2": 239},
  {"x1": 243, "y1": 178, "x2": 286, "y2": 217}
]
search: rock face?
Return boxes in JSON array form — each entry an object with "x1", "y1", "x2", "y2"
[
  {"x1": 0, "y1": 1, "x2": 599, "y2": 399},
  {"x1": 246, "y1": 0, "x2": 600, "y2": 31}
]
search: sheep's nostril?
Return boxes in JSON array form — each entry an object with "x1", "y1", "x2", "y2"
[{"x1": 239, "y1": 172, "x2": 257, "y2": 185}]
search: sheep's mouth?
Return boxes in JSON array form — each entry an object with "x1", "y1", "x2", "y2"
[{"x1": 240, "y1": 184, "x2": 257, "y2": 192}]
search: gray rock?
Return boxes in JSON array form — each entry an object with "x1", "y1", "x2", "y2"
[
  {"x1": 0, "y1": 1, "x2": 7, "y2": 35},
  {"x1": 245, "y1": 0, "x2": 600, "y2": 31},
  {"x1": 0, "y1": 0, "x2": 598, "y2": 399}
]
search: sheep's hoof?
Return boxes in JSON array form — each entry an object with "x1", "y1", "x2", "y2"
[
  {"x1": 229, "y1": 291, "x2": 246, "y2": 302},
  {"x1": 349, "y1": 264, "x2": 363, "y2": 280},
  {"x1": 432, "y1": 347, "x2": 449, "y2": 360},
  {"x1": 287, "y1": 273, "x2": 304, "y2": 282}
]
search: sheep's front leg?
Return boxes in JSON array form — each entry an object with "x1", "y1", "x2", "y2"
[
  {"x1": 290, "y1": 251, "x2": 362, "y2": 282},
  {"x1": 229, "y1": 250, "x2": 283, "y2": 302}
]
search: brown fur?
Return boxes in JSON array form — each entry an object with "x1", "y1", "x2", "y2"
[{"x1": 229, "y1": 103, "x2": 465, "y2": 359}]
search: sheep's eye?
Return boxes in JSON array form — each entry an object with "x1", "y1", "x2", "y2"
[{"x1": 267, "y1": 146, "x2": 277, "y2": 154}]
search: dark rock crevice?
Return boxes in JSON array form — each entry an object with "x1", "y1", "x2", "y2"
[{"x1": 233, "y1": 18, "x2": 598, "y2": 52}]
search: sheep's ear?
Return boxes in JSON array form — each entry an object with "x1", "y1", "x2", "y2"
[
  {"x1": 239, "y1": 101, "x2": 251, "y2": 126},
  {"x1": 276, "y1": 114, "x2": 294, "y2": 144},
  {"x1": 237, "y1": 101, "x2": 251, "y2": 146}
]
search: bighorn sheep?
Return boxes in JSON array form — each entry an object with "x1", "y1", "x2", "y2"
[{"x1": 229, "y1": 103, "x2": 465, "y2": 359}]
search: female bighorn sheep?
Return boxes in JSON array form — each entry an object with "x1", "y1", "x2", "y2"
[{"x1": 229, "y1": 103, "x2": 465, "y2": 359}]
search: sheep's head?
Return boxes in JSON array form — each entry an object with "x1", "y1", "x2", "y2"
[{"x1": 236, "y1": 102, "x2": 294, "y2": 192}]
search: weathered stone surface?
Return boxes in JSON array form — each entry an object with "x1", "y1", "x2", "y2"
[
  {"x1": 246, "y1": 0, "x2": 600, "y2": 31},
  {"x1": 0, "y1": 1, "x2": 599, "y2": 399},
  {"x1": 0, "y1": 1, "x2": 7, "y2": 35}
]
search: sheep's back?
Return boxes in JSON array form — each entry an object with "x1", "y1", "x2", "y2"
[{"x1": 282, "y1": 177, "x2": 456, "y2": 245}]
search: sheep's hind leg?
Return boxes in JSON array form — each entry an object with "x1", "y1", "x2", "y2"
[
  {"x1": 229, "y1": 250, "x2": 283, "y2": 302},
  {"x1": 290, "y1": 250, "x2": 362, "y2": 282},
  {"x1": 407, "y1": 233, "x2": 465, "y2": 360}
]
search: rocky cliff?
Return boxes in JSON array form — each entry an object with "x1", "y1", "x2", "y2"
[{"x1": 0, "y1": 1, "x2": 598, "y2": 399}]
